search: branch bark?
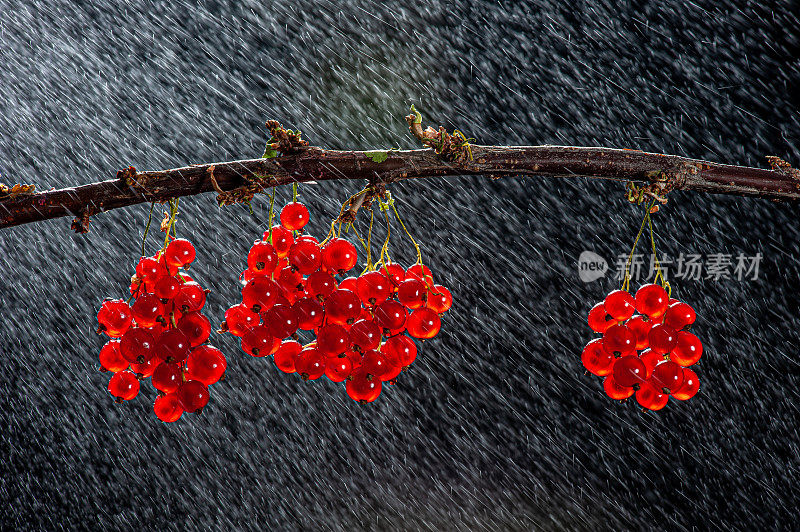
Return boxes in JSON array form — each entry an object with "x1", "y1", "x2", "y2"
[{"x1": 2, "y1": 145, "x2": 799, "y2": 230}]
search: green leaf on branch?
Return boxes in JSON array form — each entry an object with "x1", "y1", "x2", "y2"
[{"x1": 365, "y1": 150, "x2": 389, "y2": 163}]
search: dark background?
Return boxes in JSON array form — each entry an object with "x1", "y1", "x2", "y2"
[{"x1": 1, "y1": 1, "x2": 799, "y2": 529}]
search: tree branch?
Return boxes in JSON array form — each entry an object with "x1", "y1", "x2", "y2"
[{"x1": 1, "y1": 145, "x2": 799, "y2": 230}]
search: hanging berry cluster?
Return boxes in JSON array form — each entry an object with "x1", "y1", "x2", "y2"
[
  {"x1": 221, "y1": 188, "x2": 453, "y2": 404},
  {"x1": 96, "y1": 201, "x2": 226, "y2": 422},
  {"x1": 581, "y1": 200, "x2": 702, "y2": 411}
]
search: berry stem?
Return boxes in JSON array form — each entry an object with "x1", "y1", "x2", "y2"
[
  {"x1": 141, "y1": 201, "x2": 155, "y2": 257},
  {"x1": 162, "y1": 198, "x2": 180, "y2": 249},
  {"x1": 621, "y1": 198, "x2": 656, "y2": 292},
  {"x1": 390, "y1": 196, "x2": 423, "y2": 266}
]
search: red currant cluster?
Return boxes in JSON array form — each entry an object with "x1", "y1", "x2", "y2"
[
  {"x1": 221, "y1": 201, "x2": 453, "y2": 403},
  {"x1": 582, "y1": 284, "x2": 702, "y2": 410},
  {"x1": 96, "y1": 238, "x2": 226, "y2": 422}
]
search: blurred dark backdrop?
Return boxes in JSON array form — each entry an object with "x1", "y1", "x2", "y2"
[{"x1": 1, "y1": 1, "x2": 798, "y2": 529}]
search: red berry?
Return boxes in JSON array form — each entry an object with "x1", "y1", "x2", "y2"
[
  {"x1": 603, "y1": 375, "x2": 634, "y2": 400},
  {"x1": 242, "y1": 325, "x2": 279, "y2": 357},
  {"x1": 338, "y1": 277, "x2": 358, "y2": 293},
  {"x1": 361, "y1": 349, "x2": 391, "y2": 379},
  {"x1": 287, "y1": 240, "x2": 322, "y2": 274},
  {"x1": 274, "y1": 340, "x2": 302, "y2": 373},
  {"x1": 406, "y1": 308, "x2": 441, "y2": 339},
  {"x1": 671, "y1": 331, "x2": 703, "y2": 367},
  {"x1": 672, "y1": 368, "x2": 700, "y2": 400},
  {"x1": 587, "y1": 303, "x2": 615, "y2": 334},
  {"x1": 280, "y1": 201, "x2": 310, "y2": 230},
  {"x1": 98, "y1": 340, "x2": 128, "y2": 372},
  {"x1": 626, "y1": 315, "x2": 653, "y2": 350},
  {"x1": 373, "y1": 300, "x2": 407, "y2": 333},
  {"x1": 247, "y1": 241, "x2": 279, "y2": 276},
  {"x1": 648, "y1": 324, "x2": 677, "y2": 355},
  {"x1": 324, "y1": 356, "x2": 353, "y2": 382},
  {"x1": 108, "y1": 371, "x2": 140, "y2": 401},
  {"x1": 378, "y1": 263, "x2": 405, "y2": 290},
  {"x1": 224, "y1": 303, "x2": 260, "y2": 336},
  {"x1": 346, "y1": 368, "x2": 382, "y2": 403},
  {"x1": 356, "y1": 271, "x2": 391, "y2": 306},
  {"x1": 174, "y1": 282, "x2": 206, "y2": 312},
  {"x1": 636, "y1": 381, "x2": 669, "y2": 410},
  {"x1": 601, "y1": 324, "x2": 636, "y2": 357},
  {"x1": 152, "y1": 362, "x2": 183, "y2": 394},
  {"x1": 663, "y1": 301, "x2": 696, "y2": 331},
  {"x1": 405, "y1": 264, "x2": 433, "y2": 286},
  {"x1": 292, "y1": 297, "x2": 325, "y2": 330},
  {"x1": 305, "y1": 271, "x2": 337, "y2": 301},
  {"x1": 324, "y1": 289, "x2": 362, "y2": 325},
  {"x1": 165, "y1": 238, "x2": 196, "y2": 268},
  {"x1": 581, "y1": 338, "x2": 614, "y2": 376},
  {"x1": 383, "y1": 335, "x2": 417, "y2": 367},
  {"x1": 120, "y1": 327, "x2": 155, "y2": 364},
  {"x1": 185, "y1": 345, "x2": 227, "y2": 385},
  {"x1": 650, "y1": 360, "x2": 685, "y2": 394},
  {"x1": 264, "y1": 225, "x2": 294, "y2": 257},
  {"x1": 130, "y1": 356, "x2": 157, "y2": 378},
  {"x1": 604, "y1": 290, "x2": 635, "y2": 321},
  {"x1": 242, "y1": 277, "x2": 280, "y2": 313},
  {"x1": 262, "y1": 304, "x2": 299, "y2": 339},
  {"x1": 177, "y1": 311, "x2": 211, "y2": 347},
  {"x1": 322, "y1": 238, "x2": 358, "y2": 273},
  {"x1": 349, "y1": 319, "x2": 382, "y2": 352},
  {"x1": 97, "y1": 299, "x2": 133, "y2": 338},
  {"x1": 427, "y1": 285, "x2": 453, "y2": 314},
  {"x1": 131, "y1": 293, "x2": 164, "y2": 328},
  {"x1": 154, "y1": 276, "x2": 181, "y2": 300},
  {"x1": 635, "y1": 284, "x2": 669, "y2": 318},
  {"x1": 154, "y1": 393, "x2": 183, "y2": 422},
  {"x1": 294, "y1": 348, "x2": 326, "y2": 380},
  {"x1": 154, "y1": 329, "x2": 191, "y2": 363},
  {"x1": 177, "y1": 380, "x2": 209, "y2": 413},
  {"x1": 136, "y1": 256, "x2": 163, "y2": 283},
  {"x1": 612, "y1": 355, "x2": 646, "y2": 388},
  {"x1": 638, "y1": 349, "x2": 664, "y2": 379},
  {"x1": 397, "y1": 279, "x2": 427, "y2": 309},
  {"x1": 317, "y1": 324, "x2": 350, "y2": 356}
]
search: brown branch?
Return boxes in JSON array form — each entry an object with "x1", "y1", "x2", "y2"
[{"x1": 1, "y1": 145, "x2": 799, "y2": 229}]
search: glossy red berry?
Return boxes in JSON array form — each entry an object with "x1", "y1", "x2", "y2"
[
  {"x1": 154, "y1": 275, "x2": 181, "y2": 300},
  {"x1": 247, "y1": 241, "x2": 279, "y2": 276},
  {"x1": 224, "y1": 303, "x2": 260, "y2": 336},
  {"x1": 601, "y1": 324, "x2": 636, "y2": 357},
  {"x1": 242, "y1": 325, "x2": 279, "y2": 357},
  {"x1": 636, "y1": 381, "x2": 669, "y2": 410},
  {"x1": 638, "y1": 349, "x2": 664, "y2": 379},
  {"x1": 612, "y1": 355, "x2": 646, "y2": 388},
  {"x1": 185, "y1": 345, "x2": 227, "y2": 385},
  {"x1": 174, "y1": 282, "x2": 206, "y2": 312},
  {"x1": 635, "y1": 284, "x2": 669, "y2": 318},
  {"x1": 349, "y1": 319, "x2": 382, "y2": 352},
  {"x1": 405, "y1": 264, "x2": 433, "y2": 286},
  {"x1": 356, "y1": 271, "x2": 391, "y2": 306},
  {"x1": 338, "y1": 277, "x2": 358, "y2": 293},
  {"x1": 131, "y1": 293, "x2": 164, "y2": 328},
  {"x1": 154, "y1": 393, "x2": 183, "y2": 422},
  {"x1": 397, "y1": 279, "x2": 427, "y2": 309},
  {"x1": 648, "y1": 324, "x2": 678, "y2": 355},
  {"x1": 165, "y1": 238, "x2": 196, "y2": 268},
  {"x1": 98, "y1": 340, "x2": 128, "y2": 372},
  {"x1": 324, "y1": 356, "x2": 353, "y2": 382},
  {"x1": 120, "y1": 327, "x2": 155, "y2": 364},
  {"x1": 324, "y1": 289, "x2": 362, "y2": 325},
  {"x1": 581, "y1": 338, "x2": 614, "y2": 376},
  {"x1": 136, "y1": 256, "x2": 163, "y2": 283},
  {"x1": 108, "y1": 371, "x2": 140, "y2": 401},
  {"x1": 346, "y1": 368, "x2": 382, "y2": 403},
  {"x1": 151, "y1": 362, "x2": 183, "y2": 394},
  {"x1": 177, "y1": 380, "x2": 209, "y2": 413},
  {"x1": 671, "y1": 331, "x2": 703, "y2": 367},
  {"x1": 587, "y1": 303, "x2": 615, "y2": 334},
  {"x1": 427, "y1": 285, "x2": 453, "y2": 314},
  {"x1": 672, "y1": 368, "x2": 700, "y2": 400},
  {"x1": 280, "y1": 201, "x2": 310, "y2": 230},
  {"x1": 663, "y1": 301, "x2": 696, "y2": 331},
  {"x1": 292, "y1": 297, "x2": 325, "y2": 330},
  {"x1": 242, "y1": 277, "x2": 280, "y2": 313},
  {"x1": 650, "y1": 360, "x2": 684, "y2": 394},
  {"x1": 626, "y1": 315, "x2": 653, "y2": 350},
  {"x1": 177, "y1": 311, "x2": 211, "y2": 347},
  {"x1": 274, "y1": 340, "x2": 302, "y2": 373},
  {"x1": 378, "y1": 263, "x2": 405, "y2": 290},
  {"x1": 383, "y1": 335, "x2": 417, "y2": 366},
  {"x1": 604, "y1": 290, "x2": 635, "y2": 321},
  {"x1": 317, "y1": 324, "x2": 350, "y2": 356},
  {"x1": 287, "y1": 240, "x2": 322, "y2": 275},
  {"x1": 373, "y1": 300, "x2": 407, "y2": 334},
  {"x1": 294, "y1": 348, "x2": 326, "y2": 380},
  {"x1": 264, "y1": 225, "x2": 294, "y2": 257},
  {"x1": 603, "y1": 375, "x2": 635, "y2": 400},
  {"x1": 406, "y1": 308, "x2": 441, "y2": 339},
  {"x1": 361, "y1": 349, "x2": 391, "y2": 379},
  {"x1": 130, "y1": 356, "x2": 157, "y2": 378},
  {"x1": 97, "y1": 299, "x2": 133, "y2": 337},
  {"x1": 322, "y1": 238, "x2": 358, "y2": 272},
  {"x1": 305, "y1": 271, "x2": 337, "y2": 301},
  {"x1": 154, "y1": 329, "x2": 191, "y2": 363},
  {"x1": 262, "y1": 304, "x2": 299, "y2": 339}
]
